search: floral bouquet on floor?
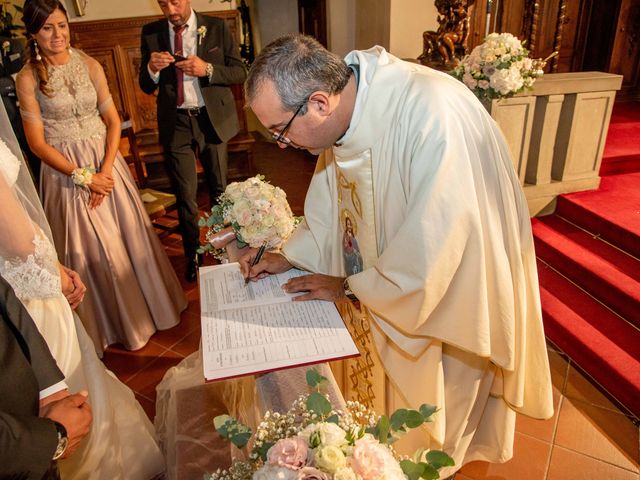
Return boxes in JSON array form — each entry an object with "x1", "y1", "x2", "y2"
[
  {"x1": 450, "y1": 32, "x2": 550, "y2": 102},
  {"x1": 206, "y1": 369, "x2": 454, "y2": 480},
  {"x1": 198, "y1": 175, "x2": 299, "y2": 261}
]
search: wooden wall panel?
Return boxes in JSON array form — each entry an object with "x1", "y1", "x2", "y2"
[{"x1": 69, "y1": 11, "x2": 242, "y2": 135}]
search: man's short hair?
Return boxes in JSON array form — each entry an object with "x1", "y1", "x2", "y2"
[{"x1": 245, "y1": 34, "x2": 351, "y2": 114}]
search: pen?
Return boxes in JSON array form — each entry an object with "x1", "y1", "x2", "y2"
[{"x1": 245, "y1": 243, "x2": 266, "y2": 284}]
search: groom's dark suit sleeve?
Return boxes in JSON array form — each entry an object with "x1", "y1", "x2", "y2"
[{"x1": 0, "y1": 275, "x2": 64, "y2": 479}]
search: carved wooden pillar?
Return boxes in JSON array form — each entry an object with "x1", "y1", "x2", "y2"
[{"x1": 521, "y1": 0, "x2": 541, "y2": 53}]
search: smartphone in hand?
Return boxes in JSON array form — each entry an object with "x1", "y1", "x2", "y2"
[{"x1": 172, "y1": 53, "x2": 187, "y2": 62}]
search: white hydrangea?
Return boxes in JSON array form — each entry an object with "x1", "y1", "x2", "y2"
[{"x1": 451, "y1": 32, "x2": 542, "y2": 101}]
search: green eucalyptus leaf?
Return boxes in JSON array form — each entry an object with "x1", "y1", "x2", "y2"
[
  {"x1": 213, "y1": 414, "x2": 235, "y2": 435},
  {"x1": 256, "y1": 441, "x2": 273, "y2": 461},
  {"x1": 425, "y1": 450, "x2": 455, "y2": 469},
  {"x1": 230, "y1": 431, "x2": 252, "y2": 449},
  {"x1": 306, "y1": 368, "x2": 327, "y2": 388},
  {"x1": 420, "y1": 464, "x2": 440, "y2": 480},
  {"x1": 213, "y1": 414, "x2": 252, "y2": 448},
  {"x1": 419, "y1": 404, "x2": 438, "y2": 422},
  {"x1": 326, "y1": 414, "x2": 339, "y2": 424},
  {"x1": 405, "y1": 409, "x2": 424, "y2": 428},
  {"x1": 376, "y1": 415, "x2": 391, "y2": 444},
  {"x1": 400, "y1": 460, "x2": 425, "y2": 480},
  {"x1": 306, "y1": 392, "x2": 331, "y2": 416},
  {"x1": 390, "y1": 408, "x2": 408, "y2": 430}
]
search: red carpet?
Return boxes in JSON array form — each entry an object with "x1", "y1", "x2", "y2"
[
  {"x1": 532, "y1": 215, "x2": 640, "y2": 326},
  {"x1": 556, "y1": 173, "x2": 640, "y2": 258},
  {"x1": 599, "y1": 101, "x2": 640, "y2": 176},
  {"x1": 533, "y1": 103, "x2": 640, "y2": 418},
  {"x1": 537, "y1": 259, "x2": 640, "y2": 417}
]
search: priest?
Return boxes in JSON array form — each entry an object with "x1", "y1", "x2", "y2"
[{"x1": 241, "y1": 34, "x2": 553, "y2": 478}]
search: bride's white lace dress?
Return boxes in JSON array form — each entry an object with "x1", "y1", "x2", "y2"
[{"x1": 0, "y1": 142, "x2": 164, "y2": 479}]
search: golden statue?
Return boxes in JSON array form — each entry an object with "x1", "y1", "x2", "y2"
[{"x1": 418, "y1": 0, "x2": 475, "y2": 69}]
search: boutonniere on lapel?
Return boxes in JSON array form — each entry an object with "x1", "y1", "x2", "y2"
[
  {"x1": 197, "y1": 25, "x2": 207, "y2": 46},
  {"x1": 1, "y1": 41, "x2": 10, "y2": 56}
]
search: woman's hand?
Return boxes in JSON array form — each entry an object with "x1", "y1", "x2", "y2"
[
  {"x1": 59, "y1": 264, "x2": 74, "y2": 297},
  {"x1": 59, "y1": 264, "x2": 86, "y2": 309},
  {"x1": 87, "y1": 171, "x2": 114, "y2": 208},
  {"x1": 88, "y1": 172, "x2": 114, "y2": 195},
  {"x1": 89, "y1": 191, "x2": 106, "y2": 209}
]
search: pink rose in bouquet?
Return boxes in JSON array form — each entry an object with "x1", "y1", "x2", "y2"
[{"x1": 267, "y1": 437, "x2": 309, "y2": 470}]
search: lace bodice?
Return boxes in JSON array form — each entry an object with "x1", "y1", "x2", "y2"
[
  {"x1": 16, "y1": 49, "x2": 112, "y2": 146},
  {"x1": 0, "y1": 229, "x2": 61, "y2": 301}
]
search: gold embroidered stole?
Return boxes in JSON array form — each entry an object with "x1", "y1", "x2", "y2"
[{"x1": 335, "y1": 151, "x2": 378, "y2": 274}]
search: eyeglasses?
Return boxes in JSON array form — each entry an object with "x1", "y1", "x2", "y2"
[{"x1": 272, "y1": 101, "x2": 306, "y2": 146}]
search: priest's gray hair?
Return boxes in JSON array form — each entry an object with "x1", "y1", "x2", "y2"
[{"x1": 245, "y1": 34, "x2": 351, "y2": 115}]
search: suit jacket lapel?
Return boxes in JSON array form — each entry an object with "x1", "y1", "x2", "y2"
[
  {"x1": 195, "y1": 12, "x2": 204, "y2": 58},
  {"x1": 159, "y1": 21, "x2": 172, "y2": 54}
]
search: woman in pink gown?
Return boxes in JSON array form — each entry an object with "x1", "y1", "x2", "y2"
[{"x1": 17, "y1": 0, "x2": 187, "y2": 355}]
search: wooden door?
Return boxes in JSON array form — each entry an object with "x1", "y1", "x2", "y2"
[{"x1": 297, "y1": 0, "x2": 327, "y2": 47}]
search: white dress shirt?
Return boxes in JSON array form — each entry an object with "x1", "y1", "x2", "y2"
[{"x1": 148, "y1": 9, "x2": 205, "y2": 109}]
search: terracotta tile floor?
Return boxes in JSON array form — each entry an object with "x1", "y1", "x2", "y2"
[{"x1": 103, "y1": 138, "x2": 640, "y2": 480}]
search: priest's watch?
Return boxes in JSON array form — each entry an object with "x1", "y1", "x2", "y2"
[
  {"x1": 52, "y1": 421, "x2": 68, "y2": 461},
  {"x1": 343, "y1": 277, "x2": 357, "y2": 301},
  {"x1": 205, "y1": 62, "x2": 214, "y2": 82}
]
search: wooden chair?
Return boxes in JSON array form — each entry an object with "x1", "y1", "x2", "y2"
[
  {"x1": 120, "y1": 113, "x2": 179, "y2": 235},
  {"x1": 226, "y1": 84, "x2": 256, "y2": 182}
]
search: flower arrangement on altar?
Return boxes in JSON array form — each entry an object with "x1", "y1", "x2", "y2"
[
  {"x1": 450, "y1": 32, "x2": 548, "y2": 101},
  {"x1": 198, "y1": 175, "x2": 299, "y2": 260},
  {"x1": 206, "y1": 369, "x2": 454, "y2": 480}
]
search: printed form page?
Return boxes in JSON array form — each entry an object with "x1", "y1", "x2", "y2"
[{"x1": 199, "y1": 264, "x2": 359, "y2": 381}]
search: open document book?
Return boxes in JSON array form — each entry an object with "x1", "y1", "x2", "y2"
[{"x1": 199, "y1": 263, "x2": 360, "y2": 381}]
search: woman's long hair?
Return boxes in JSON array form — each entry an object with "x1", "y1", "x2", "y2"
[{"x1": 21, "y1": 0, "x2": 69, "y2": 96}]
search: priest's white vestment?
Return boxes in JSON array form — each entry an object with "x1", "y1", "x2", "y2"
[{"x1": 282, "y1": 47, "x2": 553, "y2": 475}]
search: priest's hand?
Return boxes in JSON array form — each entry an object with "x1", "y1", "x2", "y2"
[
  {"x1": 282, "y1": 274, "x2": 347, "y2": 302},
  {"x1": 240, "y1": 251, "x2": 293, "y2": 282}
]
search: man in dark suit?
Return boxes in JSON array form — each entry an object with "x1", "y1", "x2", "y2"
[
  {"x1": 140, "y1": 0, "x2": 247, "y2": 282},
  {"x1": 0, "y1": 275, "x2": 92, "y2": 479},
  {"x1": 0, "y1": 36, "x2": 40, "y2": 183}
]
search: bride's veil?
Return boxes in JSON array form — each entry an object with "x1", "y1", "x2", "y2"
[{"x1": 0, "y1": 99, "x2": 55, "y2": 257}]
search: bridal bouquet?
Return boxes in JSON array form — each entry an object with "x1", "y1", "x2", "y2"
[
  {"x1": 451, "y1": 32, "x2": 545, "y2": 101},
  {"x1": 198, "y1": 175, "x2": 298, "y2": 260},
  {"x1": 206, "y1": 369, "x2": 454, "y2": 480}
]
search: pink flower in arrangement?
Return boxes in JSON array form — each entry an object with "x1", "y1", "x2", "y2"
[
  {"x1": 267, "y1": 437, "x2": 310, "y2": 470},
  {"x1": 297, "y1": 466, "x2": 331, "y2": 480},
  {"x1": 350, "y1": 436, "x2": 386, "y2": 479}
]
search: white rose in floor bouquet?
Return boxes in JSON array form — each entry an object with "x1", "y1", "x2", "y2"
[
  {"x1": 206, "y1": 369, "x2": 454, "y2": 480},
  {"x1": 198, "y1": 175, "x2": 300, "y2": 260},
  {"x1": 451, "y1": 32, "x2": 549, "y2": 101}
]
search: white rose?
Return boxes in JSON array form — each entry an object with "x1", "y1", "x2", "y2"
[
  {"x1": 334, "y1": 466, "x2": 357, "y2": 480},
  {"x1": 317, "y1": 422, "x2": 348, "y2": 447},
  {"x1": 314, "y1": 445, "x2": 346, "y2": 473}
]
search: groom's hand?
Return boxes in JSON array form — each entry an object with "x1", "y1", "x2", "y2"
[
  {"x1": 42, "y1": 391, "x2": 92, "y2": 459},
  {"x1": 175, "y1": 55, "x2": 208, "y2": 78},
  {"x1": 148, "y1": 51, "x2": 175, "y2": 74}
]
